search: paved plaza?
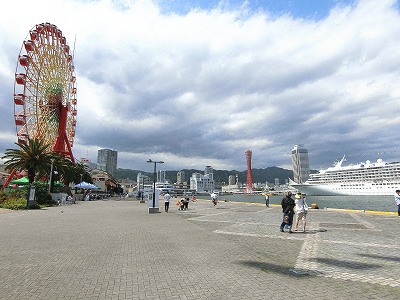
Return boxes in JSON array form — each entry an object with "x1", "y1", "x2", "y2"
[{"x1": 0, "y1": 198, "x2": 399, "y2": 299}]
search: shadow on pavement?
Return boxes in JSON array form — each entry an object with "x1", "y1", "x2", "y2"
[
  {"x1": 240, "y1": 260, "x2": 310, "y2": 277},
  {"x1": 311, "y1": 257, "x2": 381, "y2": 270},
  {"x1": 358, "y1": 253, "x2": 400, "y2": 262}
]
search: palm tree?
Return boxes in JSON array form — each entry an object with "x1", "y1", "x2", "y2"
[
  {"x1": 55, "y1": 156, "x2": 83, "y2": 185},
  {"x1": 47, "y1": 152, "x2": 73, "y2": 185},
  {"x1": 43, "y1": 155, "x2": 92, "y2": 186},
  {"x1": 2, "y1": 138, "x2": 56, "y2": 184},
  {"x1": 71, "y1": 162, "x2": 92, "y2": 184}
]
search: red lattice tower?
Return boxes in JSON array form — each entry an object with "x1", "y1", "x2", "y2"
[{"x1": 245, "y1": 150, "x2": 254, "y2": 193}]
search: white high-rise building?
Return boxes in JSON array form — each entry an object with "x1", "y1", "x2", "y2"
[
  {"x1": 97, "y1": 149, "x2": 118, "y2": 177},
  {"x1": 291, "y1": 145, "x2": 310, "y2": 184}
]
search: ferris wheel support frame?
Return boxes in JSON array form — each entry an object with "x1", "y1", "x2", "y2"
[{"x1": 53, "y1": 103, "x2": 75, "y2": 163}]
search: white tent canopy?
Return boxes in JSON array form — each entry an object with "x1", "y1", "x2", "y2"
[{"x1": 74, "y1": 181, "x2": 99, "y2": 189}]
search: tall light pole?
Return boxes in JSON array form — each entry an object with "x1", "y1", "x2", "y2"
[
  {"x1": 147, "y1": 159, "x2": 164, "y2": 209},
  {"x1": 48, "y1": 158, "x2": 55, "y2": 192}
]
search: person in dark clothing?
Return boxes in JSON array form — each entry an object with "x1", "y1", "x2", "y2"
[
  {"x1": 280, "y1": 191, "x2": 295, "y2": 233},
  {"x1": 180, "y1": 199, "x2": 185, "y2": 210},
  {"x1": 184, "y1": 197, "x2": 189, "y2": 210}
]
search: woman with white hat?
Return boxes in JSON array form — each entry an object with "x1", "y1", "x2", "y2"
[{"x1": 294, "y1": 193, "x2": 308, "y2": 233}]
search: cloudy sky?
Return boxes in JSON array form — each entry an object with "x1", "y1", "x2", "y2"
[{"x1": 1, "y1": 0, "x2": 400, "y2": 173}]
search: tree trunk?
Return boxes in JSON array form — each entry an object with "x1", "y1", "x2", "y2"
[{"x1": 28, "y1": 168, "x2": 35, "y2": 184}]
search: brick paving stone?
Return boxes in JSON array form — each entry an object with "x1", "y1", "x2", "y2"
[{"x1": 0, "y1": 198, "x2": 399, "y2": 299}]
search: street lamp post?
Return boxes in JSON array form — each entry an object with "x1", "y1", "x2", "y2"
[
  {"x1": 139, "y1": 176, "x2": 145, "y2": 203},
  {"x1": 48, "y1": 158, "x2": 55, "y2": 193},
  {"x1": 147, "y1": 159, "x2": 164, "y2": 212}
]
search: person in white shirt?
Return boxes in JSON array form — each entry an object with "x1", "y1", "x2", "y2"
[
  {"x1": 395, "y1": 190, "x2": 400, "y2": 217},
  {"x1": 294, "y1": 193, "x2": 308, "y2": 232},
  {"x1": 163, "y1": 192, "x2": 171, "y2": 213},
  {"x1": 211, "y1": 192, "x2": 218, "y2": 206}
]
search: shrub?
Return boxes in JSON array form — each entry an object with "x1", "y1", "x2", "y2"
[
  {"x1": 33, "y1": 184, "x2": 56, "y2": 206},
  {"x1": 0, "y1": 191, "x2": 7, "y2": 204},
  {"x1": 0, "y1": 188, "x2": 27, "y2": 204},
  {"x1": 0, "y1": 197, "x2": 27, "y2": 210},
  {"x1": 0, "y1": 185, "x2": 55, "y2": 209}
]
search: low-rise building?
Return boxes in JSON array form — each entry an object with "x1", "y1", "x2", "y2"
[{"x1": 91, "y1": 169, "x2": 118, "y2": 193}]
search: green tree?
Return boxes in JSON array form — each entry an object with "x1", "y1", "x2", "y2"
[
  {"x1": 73, "y1": 162, "x2": 92, "y2": 184},
  {"x1": 49, "y1": 153, "x2": 75, "y2": 185},
  {"x1": 1, "y1": 138, "x2": 55, "y2": 184},
  {"x1": 2, "y1": 137, "x2": 93, "y2": 187},
  {"x1": 56, "y1": 158, "x2": 91, "y2": 185}
]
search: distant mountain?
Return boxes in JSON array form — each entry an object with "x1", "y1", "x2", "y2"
[{"x1": 116, "y1": 166, "x2": 295, "y2": 184}]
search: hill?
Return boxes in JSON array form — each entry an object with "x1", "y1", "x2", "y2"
[{"x1": 116, "y1": 166, "x2": 294, "y2": 184}]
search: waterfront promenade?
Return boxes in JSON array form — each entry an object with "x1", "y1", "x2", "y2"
[{"x1": 0, "y1": 198, "x2": 399, "y2": 299}]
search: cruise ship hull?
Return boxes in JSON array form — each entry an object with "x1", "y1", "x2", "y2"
[
  {"x1": 289, "y1": 156, "x2": 400, "y2": 196},
  {"x1": 289, "y1": 181, "x2": 400, "y2": 196}
]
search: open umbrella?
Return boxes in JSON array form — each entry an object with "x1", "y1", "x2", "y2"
[
  {"x1": 10, "y1": 177, "x2": 29, "y2": 185},
  {"x1": 88, "y1": 183, "x2": 100, "y2": 189},
  {"x1": 75, "y1": 181, "x2": 99, "y2": 189},
  {"x1": 74, "y1": 181, "x2": 91, "y2": 189}
]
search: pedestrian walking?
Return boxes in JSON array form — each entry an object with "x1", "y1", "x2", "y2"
[
  {"x1": 264, "y1": 193, "x2": 270, "y2": 207},
  {"x1": 395, "y1": 190, "x2": 400, "y2": 217},
  {"x1": 280, "y1": 191, "x2": 295, "y2": 233},
  {"x1": 163, "y1": 191, "x2": 171, "y2": 213},
  {"x1": 211, "y1": 192, "x2": 218, "y2": 206},
  {"x1": 84, "y1": 190, "x2": 92, "y2": 201},
  {"x1": 294, "y1": 193, "x2": 308, "y2": 232}
]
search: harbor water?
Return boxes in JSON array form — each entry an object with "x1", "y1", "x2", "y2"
[{"x1": 215, "y1": 194, "x2": 396, "y2": 212}]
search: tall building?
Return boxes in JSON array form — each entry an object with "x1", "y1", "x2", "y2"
[
  {"x1": 157, "y1": 170, "x2": 166, "y2": 183},
  {"x1": 177, "y1": 171, "x2": 185, "y2": 184},
  {"x1": 245, "y1": 150, "x2": 254, "y2": 193},
  {"x1": 222, "y1": 174, "x2": 239, "y2": 193},
  {"x1": 204, "y1": 166, "x2": 213, "y2": 180},
  {"x1": 97, "y1": 149, "x2": 118, "y2": 177},
  {"x1": 228, "y1": 175, "x2": 236, "y2": 186},
  {"x1": 291, "y1": 144, "x2": 310, "y2": 183}
]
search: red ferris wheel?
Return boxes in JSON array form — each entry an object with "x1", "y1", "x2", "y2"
[{"x1": 14, "y1": 22, "x2": 77, "y2": 161}]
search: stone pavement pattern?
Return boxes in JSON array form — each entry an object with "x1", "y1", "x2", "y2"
[{"x1": 0, "y1": 199, "x2": 399, "y2": 299}]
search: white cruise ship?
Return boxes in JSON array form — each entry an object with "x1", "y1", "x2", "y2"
[{"x1": 289, "y1": 156, "x2": 400, "y2": 195}]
